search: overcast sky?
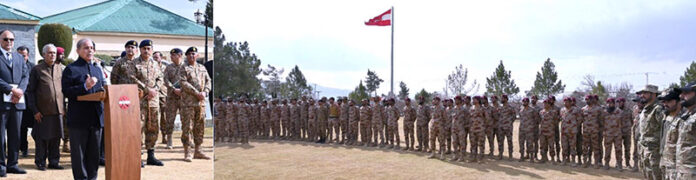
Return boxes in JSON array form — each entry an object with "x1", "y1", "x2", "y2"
[
  {"x1": 218, "y1": 0, "x2": 693, "y2": 98},
  {"x1": 4, "y1": 0, "x2": 208, "y2": 21}
]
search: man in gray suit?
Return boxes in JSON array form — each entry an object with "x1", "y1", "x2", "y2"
[{"x1": 0, "y1": 29, "x2": 29, "y2": 176}]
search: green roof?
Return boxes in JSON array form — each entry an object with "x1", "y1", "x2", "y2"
[
  {"x1": 40, "y1": 0, "x2": 212, "y2": 37},
  {"x1": 0, "y1": 3, "x2": 41, "y2": 21}
]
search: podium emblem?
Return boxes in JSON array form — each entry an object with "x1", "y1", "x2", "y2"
[{"x1": 118, "y1": 96, "x2": 131, "y2": 109}]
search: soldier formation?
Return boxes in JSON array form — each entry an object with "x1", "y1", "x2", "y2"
[
  {"x1": 218, "y1": 83, "x2": 696, "y2": 180},
  {"x1": 111, "y1": 40, "x2": 212, "y2": 165}
]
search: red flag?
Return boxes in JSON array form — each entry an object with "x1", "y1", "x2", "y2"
[{"x1": 365, "y1": 9, "x2": 391, "y2": 26}]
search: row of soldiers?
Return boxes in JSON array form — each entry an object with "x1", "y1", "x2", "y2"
[
  {"x1": 110, "y1": 40, "x2": 211, "y2": 165},
  {"x1": 216, "y1": 83, "x2": 696, "y2": 179}
]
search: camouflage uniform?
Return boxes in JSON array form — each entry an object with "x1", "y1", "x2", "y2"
[
  {"x1": 661, "y1": 112, "x2": 681, "y2": 180},
  {"x1": 250, "y1": 103, "x2": 260, "y2": 138},
  {"x1": 676, "y1": 107, "x2": 696, "y2": 179},
  {"x1": 430, "y1": 104, "x2": 447, "y2": 156},
  {"x1": 633, "y1": 105, "x2": 642, "y2": 170},
  {"x1": 497, "y1": 103, "x2": 515, "y2": 158},
  {"x1": 532, "y1": 103, "x2": 542, "y2": 155},
  {"x1": 280, "y1": 104, "x2": 290, "y2": 137},
  {"x1": 307, "y1": 104, "x2": 317, "y2": 141},
  {"x1": 179, "y1": 61, "x2": 212, "y2": 145},
  {"x1": 416, "y1": 104, "x2": 431, "y2": 151},
  {"x1": 469, "y1": 105, "x2": 486, "y2": 162},
  {"x1": 226, "y1": 102, "x2": 237, "y2": 141},
  {"x1": 582, "y1": 105, "x2": 603, "y2": 167},
  {"x1": 443, "y1": 105, "x2": 452, "y2": 153},
  {"x1": 484, "y1": 104, "x2": 498, "y2": 155},
  {"x1": 371, "y1": 103, "x2": 385, "y2": 145},
  {"x1": 553, "y1": 105, "x2": 562, "y2": 161},
  {"x1": 519, "y1": 106, "x2": 538, "y2": 160},
  {"x1": 329, "y1": 103, "x2": 340, "y2": 142},
  {"x1": 359, "y1": 105, "x2": 372, "y2": 145},
  {"x1": 348, "y1": 104, "x2": 360, "y2": 144},
  {"x1": 109, "y1": 56, "x2": 135, "y2": 85},
  {"x1": 131, "y1": 56, "x2": 163, "y2": 150},
  {"x1": 299, "y1": 100, "x2": 308, "y2": 139},
  {"x1": 261, "y1": 103, "x2": 270, "y2": 138},
  {"x1": 620, "y1": 107, "x2": 634, "y2": 167},
  {"x1": 604, "y1": 108, "x2": 623, "y2": 168},
  {"x1": 451, "y1": 104, "x2": 469, "y2": 159},
  {"x1": 403, "y1": 104, "x2": 416, "y2": 150},
  {"x1": 386, "y1": 105, "x2": 400, "y2": 148},
  {"x1": 340, "y1": 102, "x2": 350, "y2": 142},
  {"x1": 156, "y1": 60, "x2": 168, "y2": 142},
  {"x1": 560, "y1": 106, "x2": 582, "y2": 163},
  {"x1": 291, "y1": 103, "x2": 301, "y2": 139},
  {"x1": 270, "y1": 104, "x2": 281, "y2": 138},
  {"x1": 539, "y1": 107, "x2": 558, "y2": 162},
  {"x1": 236, "y1": 103, "x2": 249, "y2": 143},
  {"x1": 638, "y1": 101, "x2": 665, "y2": 179},
  {"x1": 214, "y1": 101, "x2": 226, "y2": 141},
  {"x1": 318, "y1": 104, "x2": 329, "y2": 141},
  {"x1": 163, "y1": 61, "x2": 183, "y2": 141}
]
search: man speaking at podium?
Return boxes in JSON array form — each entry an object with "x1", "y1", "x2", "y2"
[{"x1": 61, "y1": 38, "x2": 105, "y2": 180}]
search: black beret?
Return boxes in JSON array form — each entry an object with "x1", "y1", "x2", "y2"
[
  {"x1": 170, "y1": 48, "x2": 183, "y2": 54},
  {"x1": 139, "y1": 39, "x2": 153, "y2": 47},
  {"x1": 125, "y1": 40, "x2": 138, "y2": 47},
  {"x1": 186, "y1": 47, "x2": 198, "y2": 54}
]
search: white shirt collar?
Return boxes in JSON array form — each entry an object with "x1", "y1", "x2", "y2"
[{"x1": 0, "y1": 47, "x2": 10, "y2": 57}]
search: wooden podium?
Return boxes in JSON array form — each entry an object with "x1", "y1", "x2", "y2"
[{"x1": 78, "y1": 85, "x2": 141, "y2": 180}]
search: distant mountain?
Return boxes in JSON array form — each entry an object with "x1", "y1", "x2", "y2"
[{"x1": 312, "y1": 84, "x2": 351, "y2": 98}]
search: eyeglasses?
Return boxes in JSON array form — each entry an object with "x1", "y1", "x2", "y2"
[{"x1": 2, "y1": 38, "x2": 14, "y2": 42}]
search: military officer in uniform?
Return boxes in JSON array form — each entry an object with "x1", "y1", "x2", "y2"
[
  {"x1": 129, "y1": 40, "x2": 164, "y2": 166},
  {"x1": 163, "y1": 48, "x2": 184, "y2": 149},
  {"x1": 179, "y1": 47, "x2": 212, "y2": 161},
  {"x1": 636, "y1": 85, "x2": 664, "y2": 179}
]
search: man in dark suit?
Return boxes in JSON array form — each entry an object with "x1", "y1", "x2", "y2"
[
  {"x1": 17, "y1": 45, "x2": 34, "y2": 158},
  {"x1": 62, "y1": 38, "x2": 105, "y2": 180},
  {"x1": 0, "y1": 29, "x2": 29, "y2": 176},
  {"x1": 27, "y1": 44, "x2": 65, "y2": 171}
]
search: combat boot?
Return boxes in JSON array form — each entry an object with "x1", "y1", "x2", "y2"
[
  {"x1": 603, "y1": 161, "x2": 610, "y2": 170},
  {"x1": 184, "y1": 145, "x2": 192, "y2": 162},
  {"x1": 146, "y1": 149, "x2": 164, "y2": 166},
  {"x1": 166, "y1": 134, "x2": 173, "y2": 149},
  {"x1": 194, "y1": 145, "x2": 211, "y2": 160},
  {"x1": 616, "y1": 163, "x2": 623, "y2": 172}
]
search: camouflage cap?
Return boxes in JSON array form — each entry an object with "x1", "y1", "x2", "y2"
[{"x1": 637, "y1": 84, "x2": 659, "y2": 94}]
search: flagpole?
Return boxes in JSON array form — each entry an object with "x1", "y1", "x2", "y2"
[{"x1": 390, "y1": 6, "x2": 394, "y2": 95}]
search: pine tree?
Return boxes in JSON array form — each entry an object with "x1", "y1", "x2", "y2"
[
  {"x1": 286, "y1": 65, "x2": 312, "y2": 98},
  {"x1": 349, "y1": 81, "x2": 370, "y2": 101},
  {"x1": 365, "y1": 69, "x2": 384, "y2": 96},
  {"x1": 414, "y1": 89, "x2": 432, "y2": 105},
  {"x1": 398, "y1": 81, "x2": 409, "y2": 100},
  {"x1": 486, "y1": 60, "x2": 520, "y2": 96},
  {"x1": 529, "y1": 58, "x2": 565, "y2": 97},
  {"x1": 447, "y1": 64, "x2": 478, "y2": 96},
  {"x1": 680, "y1": 61, "x2": 696, "y2": 86}
]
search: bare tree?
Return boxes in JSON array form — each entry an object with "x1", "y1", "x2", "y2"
[{"x1": 446, "y1": 64, "x2": 479, "y2": 96}]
